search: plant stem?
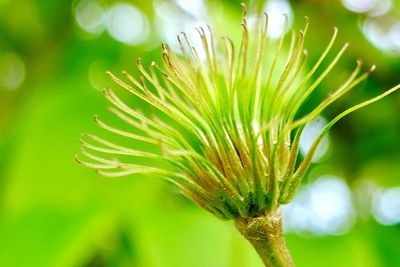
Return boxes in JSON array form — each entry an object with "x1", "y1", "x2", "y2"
[{"x1": 235, "y1": 209, "x2": 294, "y2": 267}]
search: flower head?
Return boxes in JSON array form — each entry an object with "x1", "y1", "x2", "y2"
[{"x1": 77, "y1": 5, "x2": 399, "y2": 220}]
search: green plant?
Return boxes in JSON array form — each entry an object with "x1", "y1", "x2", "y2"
[{"x1": 76, "y1": 5, "x2": 399, "y2": 266}]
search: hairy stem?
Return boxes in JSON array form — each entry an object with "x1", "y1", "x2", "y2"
[{"x1": 235, "y1": 209, "x2": 294, "y2": 267}]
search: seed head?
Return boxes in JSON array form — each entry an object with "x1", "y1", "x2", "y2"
[{"x1": 77, "y1": 6, "x2": 399, "y2": 220}]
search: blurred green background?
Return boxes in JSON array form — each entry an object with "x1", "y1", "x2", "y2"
[{"x1": 0, "y1": 0, "x2": 399, "y2": 266}]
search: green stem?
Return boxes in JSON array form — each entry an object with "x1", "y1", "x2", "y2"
[{"x1": 235, "y1": 209, "x2": 294, "y2": 267}]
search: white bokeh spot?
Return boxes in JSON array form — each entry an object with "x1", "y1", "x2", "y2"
[
  {"x1": 362, "y1": 17, "x2": 400, "y2": 55},
  {"x1": 106, "y1": 3, "x2": 150, "y2": 45},
  {"x1": 153, "y1": 0, "x2": 209, "y2": 60},
  {"x1": 342, "y1": 0, "x2": 392, "y2": 16},
  {"x1": 0, "y1": 52, "x2": 26, "y2": 91},
  {"x1": 264, "y1": 0, "x2": 293, "y2": 40},
  {"x1": 299, "y1": 116, "x2": 330, "y2": 162},
  {"x1": 175, "y1": 0, "x2": 205, "y2": 18},
  {"x1": 75, "y1": 0, "x2": 106, "y2": 35},
  {"x1": 372, "y1": 187, "x2": 400, "y2": 225},
  {"x1": 283, "y1": 176, "x2": 355, "y2": 236}
]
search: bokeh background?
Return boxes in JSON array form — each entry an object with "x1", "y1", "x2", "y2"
[{"x1": 1, "y1": 0, "x2": 399, "y2": 266}]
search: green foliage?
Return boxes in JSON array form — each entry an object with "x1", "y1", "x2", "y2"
[{"x1": 0, "y1": 0, "x2": 399, "y2": 266}]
